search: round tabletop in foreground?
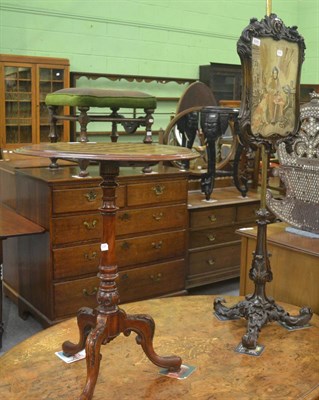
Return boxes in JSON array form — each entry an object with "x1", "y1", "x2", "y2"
[
  {"x1": 1, "y1": 296, "x2": 318, "y2": 400},
  {"x1": 14, "y1": 142, "x2": 199, "y2": 163}
]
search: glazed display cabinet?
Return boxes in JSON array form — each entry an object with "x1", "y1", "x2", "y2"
[{"x1": 0, "y1": 55, "x2": 70, "y2": 157}]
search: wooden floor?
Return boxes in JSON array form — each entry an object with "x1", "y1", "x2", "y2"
[{"x1": 0, "y1": 295, "x2": 318, "y2": 399}]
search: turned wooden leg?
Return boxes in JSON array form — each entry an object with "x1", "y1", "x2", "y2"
[{"x1": 143, "y1": 108, "x2": 155, "y2": 144}]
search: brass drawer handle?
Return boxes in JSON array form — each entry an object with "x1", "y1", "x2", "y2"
[
  {"x1": 152, "y1": 185, "x2": 165, "y2": 196},
  {"x1": 207, "y1": 259, "x2": 215, "y2": 266},
  {"x1": 83, "y1": 219, "x2": 98, "y2": 230},
  {"x1": 153, "y1": 212, "x2": 163, "y2": 221},
  {"x1": 121, "y1": 241, "x2": 131, "y2": 250},
  {"x1": 84, "y1": 251, "x2": 97, "y2": 261},
  {"x1": 207, "y1": 234, "x2": 216, "y2": 242},
  {"x1": 82, "y1": 287, "x2": 98, "y2": 296},
  {"x1": 150, "y1": 272, "x2": 162, "y2": 282},
  {"x1": 152, "y1": 240, "x2": 162, "y2": 249},
  {"x1": 119, "y1": 212, "x2": 131, "y2": 221},
  {"x1": 84, "y1": 190, "x2": 97, "y2": 202},
  {"x1": 208, "y1": 214, "x2": 217, "y2": 223}
]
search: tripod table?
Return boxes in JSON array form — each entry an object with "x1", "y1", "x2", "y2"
[{"x1": 15, "y1": 141, "x2": 198, "y2": 400}]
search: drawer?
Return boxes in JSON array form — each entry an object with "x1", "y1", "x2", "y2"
[
  {"x1": 54, "y1": 276, "x2": 100, "y2": 318},
  {"x1": 188, "y1": 243, "x2": 241, "y2": 277},
  {"x1": 118, "y1": 259, "x2": 185, "y2": 303},
  {"x1": 236, "y1": 203, "x2": 259, "y2": 223},
  {"x1": 189, "y1": 206, "x2": 235, "y2": 229},
  {"x1": 189, "y1": 225, "x2": 238, "y2": 250},
  {"x1": 116, "y1": 204, "x2": 187, "y2": 236},
  {"x1": 127, "y1": 179, "x2": 187, "y2": 206},
  {"x1": 53, "y1": 242, "x2": 101, "y2": 280},
  {"x1": 52, "y1": 213, "x2": 102, "y2": 245},
  {"x1": 116, "y1": 229, "x2": 186, "y2": 268},
  {"x1": 52, "y1": 185, "x2": 125, "y2": 214}
]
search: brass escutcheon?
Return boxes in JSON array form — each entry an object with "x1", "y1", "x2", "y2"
[
  {"x1": 152, "y1": 241, "x2": 163, "y2": 249},
  {"x1": 209, "y1": 214, "x2": 217, "y2": 222},
  {"x1": 119, "y1": 212, "x2": 131, "y2": 221},
  {"x1": 150, "y1": 272, "x2": 162, "y2": 281},
  {"x1": 84, "y1": 190, "x2": 97, "y2": 202},
  {"x1": 152, "y1": 185, "x2": 165, "y2": 196},
  {"x1": 82, "y1": 287, "x2": 98, "y2": 296},
  {"x1": 207, "y1": 234, "x2": 216, "y2": 242},
  {"x1": 84, "y1": 251, "x2": 97, "y2": 261},
  {"x1": 152, "y1": 212, "x2": 163, "y2": 221},
  {"x1": 83, "y1": 220, "x2": 98, "y2": 230}
]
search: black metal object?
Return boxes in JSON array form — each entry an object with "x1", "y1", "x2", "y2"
[{"x1": 199, "y1": 106, "x2": 249, "y2": 200}]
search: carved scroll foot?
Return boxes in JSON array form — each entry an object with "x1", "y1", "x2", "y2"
[
  {"x1": 214, "y1": 296, "x2": 313, "y2": 350},
  {"x1": 124, "y1": 312, "x2": 182, "y2": 372},
  {"x1": 80, "y1": 313, "x2": 114, "y2": 400},
  {"x1": 62, "y1": 307, "x2": 97, "y2": 356}
]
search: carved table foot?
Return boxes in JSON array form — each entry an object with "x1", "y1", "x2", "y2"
[
  {"x1": 64, "y1": 306, "x2": 182, "y2": 400},
  {"x1": 214, "y1": 296, "x2": 313, "y2": 349},
  {"x1": 62, "y1": 307, "x2": 97, "y2": 356}
]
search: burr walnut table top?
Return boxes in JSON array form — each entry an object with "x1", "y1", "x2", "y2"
[
  {"x1": 1, "y1": 295, "x2": 318, "y2": 400},
  {"x1": 15, "y1": 142, "x2": 198, "y2": 164}
]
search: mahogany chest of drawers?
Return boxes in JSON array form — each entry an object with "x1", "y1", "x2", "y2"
[
  {"x1": 187, "y1": 188, "x2": 260, "y2": 288},
  {"x1": 2, "y1": 164, "x2": 189, "y2": 326}
]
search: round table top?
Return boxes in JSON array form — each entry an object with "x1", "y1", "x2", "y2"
[
  {"x1": 1, "y1": 295, "x2": 319, "y2": 400},
  {"x1": 14, "y1": 142, "x2": 199, "y2": 163}
]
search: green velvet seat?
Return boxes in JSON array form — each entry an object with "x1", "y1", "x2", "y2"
[
  {"x1": 45, "y1": 88, "x2": 157, "y2": 109},
  {"x1": 45, "y1": 87, "x2": 157, "y2": 145}
]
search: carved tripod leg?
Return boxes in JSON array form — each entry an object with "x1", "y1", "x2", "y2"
[
  {"x1": 62, "y1": 307, "x2": 97, "y2": 356},
  {"x1": 213, "y1": 297, "x2": 246, "y2": 320},
  {"x1": 123, "y1": 312, "x2": 182, "y2": 371},
  {"x1": 279, "y1": 307, "x2": 313, "y2": 327},
  {"x1": 79, "y1": 313, "x2": 113, "y2": 400}
]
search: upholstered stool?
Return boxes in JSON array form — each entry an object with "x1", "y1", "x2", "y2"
[{"x1": 45, "y1": 87, "x2": 157, "y2": 144}]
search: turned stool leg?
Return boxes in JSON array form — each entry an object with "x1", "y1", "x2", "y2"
[
  {"x1": 47, "y1": 105, "x2": 59, "y2": 169},
  {"x1": 78, "y1": 107, "x2": 90, "y2": 143},
  {"x1": 143, "y1": 108, "x2": 155, "y2": 144}
]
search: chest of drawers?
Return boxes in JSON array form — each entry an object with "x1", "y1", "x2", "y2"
[
  {"x1": 187, "y1": 188, "x2": 260, "y2": 288},
  {"x1": 2, "y1": 164, "x2": 189, "y2": 326}
]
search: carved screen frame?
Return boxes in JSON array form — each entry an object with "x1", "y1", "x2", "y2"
[{"x1": 237, "y1": 13, "x2": 306, "y2": 146}]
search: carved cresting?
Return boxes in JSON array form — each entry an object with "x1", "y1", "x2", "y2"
[{"x1": 213, "y1": 13, "x2": 313, "y2": 350}]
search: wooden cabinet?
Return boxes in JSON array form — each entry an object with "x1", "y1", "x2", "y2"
[
  {"x1": 199, "y1": 63, "x2": 242, "y2": 103},
  {"x1": 186, "y1": 188, "x2": 260, "y2": 288},
  {"x1": 300, "y1": 84, "x2": 319, "y2": 103},
  {"x1": 238, "y1": 222, "x2": 319, "y2": 314},
  {"x1": 2, "y1": 163, "x2": 189, "y2": 325},
  {"x1": 0, "y1": 55, "x2": 70, "y2": 157}
]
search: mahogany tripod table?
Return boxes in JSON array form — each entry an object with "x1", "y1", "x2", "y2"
[{"x1": 15, "y1": 142, "x2": 198, "y2": 400}]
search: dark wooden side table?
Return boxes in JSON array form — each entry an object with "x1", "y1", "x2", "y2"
[
  {"x1": 0, "y1": 203, "x2": 44, "y2": 349},
  {"x1": 15, "y1": 142, "x2": 197, "y2": 400}
]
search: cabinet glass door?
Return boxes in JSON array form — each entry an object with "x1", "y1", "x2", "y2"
[
  {"x1": 4, "y1": 66, "x2": 33, "y2": 145},
  {"x1": 38, "y1": 66, "x2": 65, "y2": 142}
]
